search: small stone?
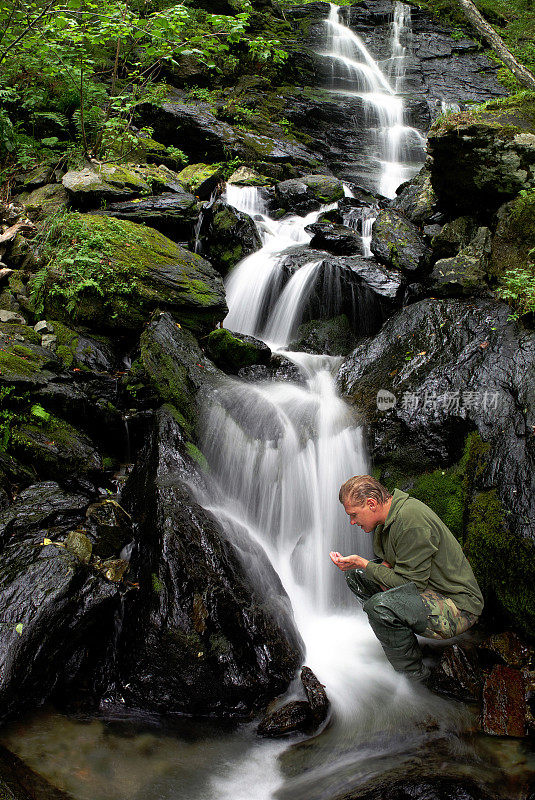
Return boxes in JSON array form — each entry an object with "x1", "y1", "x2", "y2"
[
  {"x1": 41, "y1": 334, "x2": 57, "y2": 350},
  {"x1": 482, "y1": 665, "x2": 526, "y2": 737},
  {"x1": 34, "y1": 320, "x2": 54, "y2": 335},
  {"x1": 99, "y1": 558, "x2": 129, "y2": 582},
  {"x1": 301, "y1": 666, "x2": 329, "y2": 725},
  {"x1": 64, "y1": 530, "x2": 93, "y2": 564},
  {"x1": 0, "y1": 310, "x2": 25, "y2": 324}
]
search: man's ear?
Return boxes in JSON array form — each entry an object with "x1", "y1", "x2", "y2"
[{"x1": 366, "y1": 497, "x2": 378, "y2": 512}]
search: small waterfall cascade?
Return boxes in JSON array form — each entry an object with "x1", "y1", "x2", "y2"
[
  {"x1": 322, "y1": 2, "x2": 426, "y2": 198},
  {"x1": 223, "y1": 185, "x2": 367, "y2": 345}
]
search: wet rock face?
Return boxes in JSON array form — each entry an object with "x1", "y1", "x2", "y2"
[
  {"x1": 96, "y1": 190, "x2": 199, "y2": 241},
  {"x1": 0, "y1": 534, "x2": 119, "y2": 723},
  {"x1": 118, "y1": 406, "x2": 303, "y2": 718},
  {"x1": 371, "y1": 209, "x2": 431, "y2": 273},
  {"x1": 305, "y1": 221, "x2": 363, "y2": 255},
  {"x1": 275, "y1": 174, "x2": 344, "y2": 214},
  {"x1": 290, "y1": 314, "x2": 358, "y2": 356},
  {"x1": 196, "y1": 199, "x2": 262, "y2": 274},
  {"x1": 426, "y1": 644, "x2": 483, "y2": 702},
  {"x1": 429, "y1": 227, "x2": 493, "y2": 297},
  {"x1": 428, "y1": 111, "x2": 535, "y2": 215}
]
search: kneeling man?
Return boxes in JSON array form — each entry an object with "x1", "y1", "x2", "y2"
[{"x1": 330, "y1": 475, "x2": 483, "y2": 681}]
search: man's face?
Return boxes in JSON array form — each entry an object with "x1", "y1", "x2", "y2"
[{"x1": 343, "y1": 498, "x2": 379, "y2": 533}]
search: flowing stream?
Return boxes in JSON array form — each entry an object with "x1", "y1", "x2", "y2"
[{"x1": 0, "y1": 5, "x2": 525, "y2": 800}]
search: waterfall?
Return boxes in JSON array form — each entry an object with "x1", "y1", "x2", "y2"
[{"x1": 322, "y1": 2, "x2": 426, "y2": 198}]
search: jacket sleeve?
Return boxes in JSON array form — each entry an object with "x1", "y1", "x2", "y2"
[{"x1": 365, "y1": 526, "x2": 439, "y2": 591}]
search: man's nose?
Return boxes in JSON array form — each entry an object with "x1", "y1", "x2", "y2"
[{"x1": 350, "y1": 519, "x2": 358, "y2": 525}]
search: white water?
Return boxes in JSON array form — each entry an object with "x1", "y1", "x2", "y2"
[{"x1": 323, "y1": 2, "x2": 425, "y2": 197}]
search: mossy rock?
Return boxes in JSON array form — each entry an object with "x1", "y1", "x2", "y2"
[
  {"x1": 11, "y1": 413, "x2": 102, "y2": 480},
  {"x1": 206, "y1": 328, "x2": 271, "y2": 373},
  {"x1": 177, "y1": 163, "x2": 223, "y2": 199},
  {"x1": 35, "y1": 214, "x2": 227, "y2": 335},
  {"x1": 227, "y1": 166, "x2": 272, "y2": 186},
  {"x1": 62, "y1": 164, "x2": 151, "y2": 206},
  {"x1": 140, "y1": 312, "x2": 222, "y2": 435},
  {"x1": 17, "y1": 183, "x2": 69, "y2": 221},
  {"x1": 490, "y1": 189, "x2": 535, "y2": 278},
  {"x1": 430, "y1": 227, "x2": 492, "y2": 296},
  {"x1": 0, "y1": 335, "x2": 61, "y2": 386}
]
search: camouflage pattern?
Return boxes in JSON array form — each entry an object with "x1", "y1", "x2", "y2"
[{"x1": 420, "y1": 588, "x2": 478, "y2": 640}]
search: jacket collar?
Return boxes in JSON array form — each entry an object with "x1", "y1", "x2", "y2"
[{"x1": 377, "y1": 489, "x2": 409, "y2": 533}]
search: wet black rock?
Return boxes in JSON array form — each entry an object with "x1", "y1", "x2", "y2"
[
  {"x1": 305, "y1": 221, "x2": 363, "y2": 255},
  {"x1": 84, "y1": 499, "x2": 133, "y2": 560},
  {"x1": 195, "y1": 199, "x2": 262, "y2": 275},
  {"x1": 0, "y1": 481, "x2": 90, "y2": 550},
  {"x1": 238, "y1": 354, "x2": 304, "y2": 384},
  {"x1": 97, "y1": 191, "x2": 199, "y2": 241},
  {"x1": 426, "y1": 644, "x2": 483, "y2": 702},
  {"x1": 301, "y1": 665, "x2": 329, "y2": 725},
  {"x1": 0, "y1": 534, "x2": 119, "y2": 723},
  {"x1": 118, "y1": 405, "x2": 303, "y2": 718},
  {"x1": 290, "y1": 315, "x2": 358, "y2": 356},
  {"x1": 482, "y1": 665, "x2": 527, "y2": 737},
  {"x1": 428, "y1": 107, "x2": 535, "y2": 215},
  {"x1": 371, "y1": 210, "x2": 431, "y2": 273},
  {"x1": 206, "y1": 328, "x2": 271, "y2": 374},
  {"x1": 257, "y1": 700, "x2": 313, "y2": 737}
]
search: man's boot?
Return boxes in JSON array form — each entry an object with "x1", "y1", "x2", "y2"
[
  {"x1": 345, "y1": 568, "x2": 383, "y2": 604},
  {"x1": 362, "y1": 582, "x2": 430, "y2": 680}
]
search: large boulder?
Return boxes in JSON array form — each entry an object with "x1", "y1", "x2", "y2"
[
  {"x1": 96, "y1": 190, "x2": 199, "y2": 240},
  {"x1": 118, "y1": 405, "x2": 303, "y2": 718},
  {"x1": 196, "y1": 199, "x2": 262, "y2": 274},
  {"x1": 0, "y1": 534, "x2": 119, "y2": 723},
  {"x1": 305, "y1": 221, "x2": 363, "y2": 255},
  {"x1": 33, "y1": 214, "x2": 227, "y2": 335},
  {"x1": 337, "y1": 298, "x2": 535, "y2": 634},
  {"x1": 371, "y1": 209, "x2": 431, "y2": 273},
  {"x1": 275, "y1": 174, "x2": 344, "y2": 214},
  {"x1": 428, "y1": 96, "x2": 535, "y2": 215},
  {"x1": 62, "y1": 165, "x2": 151, "y2": 207},
  {"x1": 205, "y1": 328, "x2": 271, "y2": 374},
  {"x1": 389, "y1": 168, "x2": 438, "y2": 225},
  {"x1": 0, "y1": 328, "x2": 62, "y2": 387}
]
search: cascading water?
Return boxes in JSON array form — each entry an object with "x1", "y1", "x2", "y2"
[{"x1": 322, "y1": 2, "x2": 426, "y2": 197}]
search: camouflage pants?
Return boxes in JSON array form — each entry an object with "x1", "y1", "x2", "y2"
[{"x1": 420, "y1": 588, "x2": 478, "y2": 640}]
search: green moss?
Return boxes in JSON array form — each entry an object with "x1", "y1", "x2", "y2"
[
  {"x1": 151, "y1": 573, "x2": 164, "y2": 593},
  {"x1": 185, "y1": 441, "x2": 209, "y2": 471},
  {"x1": 30, "y1": 212, "x2": 225, "y2": 333},
  {"x1": 209, "y1": 633, "x2": 232, "y2": 656},
  {"x1": 0, "y1": 345, "x2": 46, "y2": 379}
]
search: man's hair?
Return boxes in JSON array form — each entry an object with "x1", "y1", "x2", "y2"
[{"x1": 339, "y1": 475, "x2": 392, "y2": 506}]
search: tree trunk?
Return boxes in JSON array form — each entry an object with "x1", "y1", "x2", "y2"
[{"x1": 454, "y1": 0, "x2": 535, "y2": 92}]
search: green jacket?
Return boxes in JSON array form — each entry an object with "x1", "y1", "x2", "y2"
[{"x1": 365, "y1": 489, "x2": 484, "y2": 616}]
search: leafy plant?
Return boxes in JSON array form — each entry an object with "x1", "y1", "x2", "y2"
[{"x1": 496, "y1": 259, "x2": 535, "y2": 319}]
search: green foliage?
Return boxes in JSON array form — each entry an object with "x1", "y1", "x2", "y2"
[
  {"x1": 496, "y1": 260, "x2": 535, "y2": 318},
  {"x1": 0, "y1": 386, "x2": 30, "y2": 452},
  {"x1": 151, "y1": 573, "x2": 164, "y2": 593},
  {"x1": 30, "y1": 211, "x2": 138, "y2": 318},
  {"x1": 0, "y1": 0, "x2": 289, "y2": 168}
]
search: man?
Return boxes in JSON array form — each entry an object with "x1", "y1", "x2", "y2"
[{"x1": 330, "y1": 475, "x2": 483, "y2": 681}]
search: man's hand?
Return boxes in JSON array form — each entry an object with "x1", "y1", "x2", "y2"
[{"x1": 329, "y1": 551, "x2": 369, "y2": 571}]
